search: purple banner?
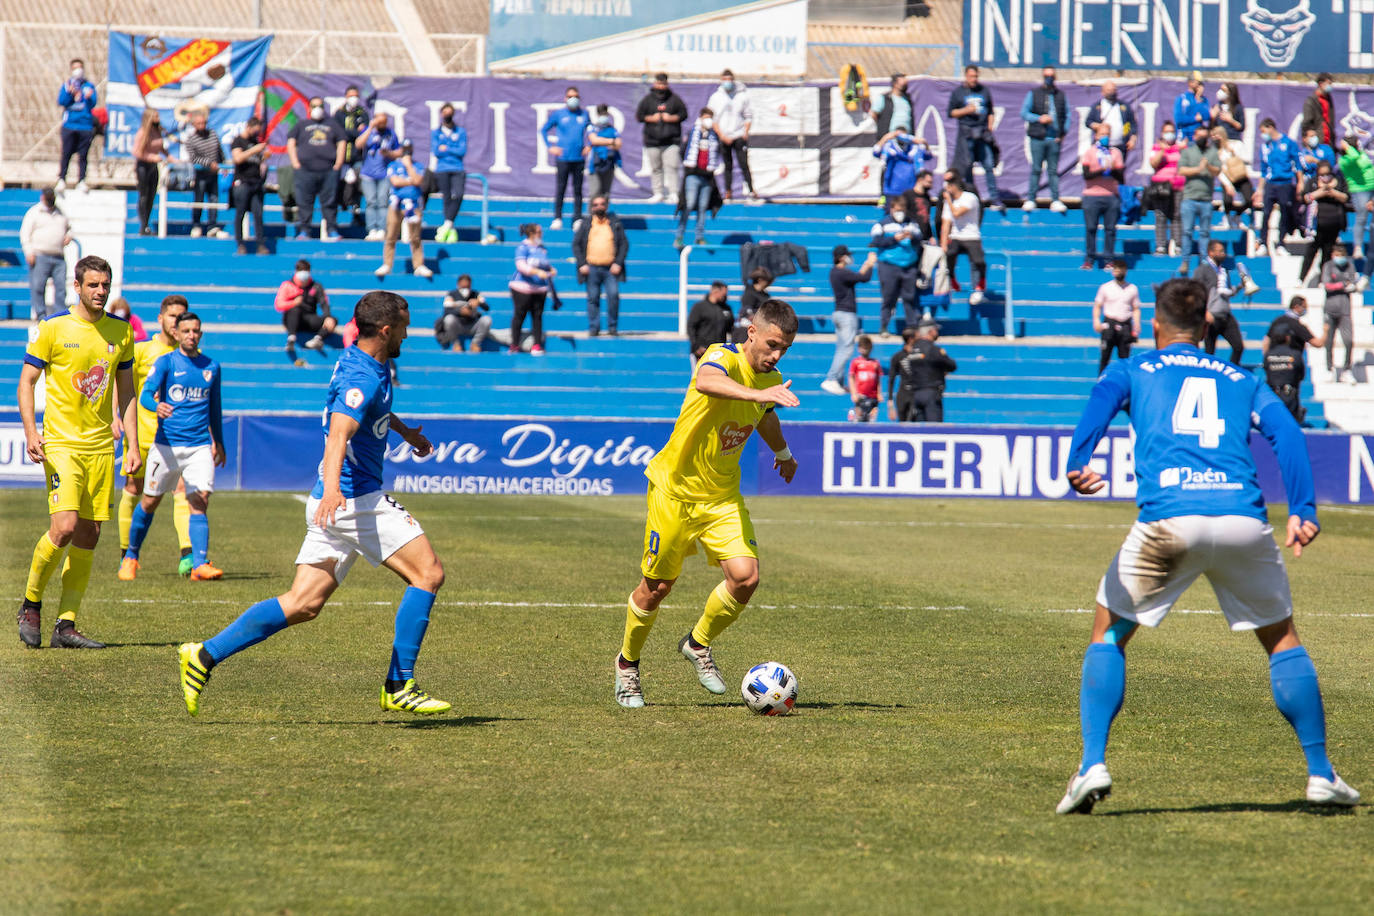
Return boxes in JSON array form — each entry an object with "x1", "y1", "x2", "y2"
[{"x1": 260, "y1": 71, "x2": 1374, "y2": 200}]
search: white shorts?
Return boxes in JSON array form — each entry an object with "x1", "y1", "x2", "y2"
[
  {"x1": 295, "y1": 490, "x2": 424, "y2": 583},
  {"x1": 145, "y1": 442, "x2": 215, "y2": 497},
  {"x1": 1097, "y1": 515, "x2": 1293, "y2": 631}
]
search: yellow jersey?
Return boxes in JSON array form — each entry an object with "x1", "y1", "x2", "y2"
[
  {"x1": 132, "y1": 335, "x2": 177, "y2": 449},
  {"x1": 646, "y1": 343, "x2": 781, "y2": 503},
  {"x1": 24, "y1": 309, "x2": 135, "y2": 455}
]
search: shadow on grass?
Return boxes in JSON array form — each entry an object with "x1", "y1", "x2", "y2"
[
  {"x1": 400, "y1": 715, "x2": 515, "y2": 729},
  {"x1": 100, "y1": 641, "x2": 186, "y2": 648},
  {"x1": 794, "y1": 701, "x2": 913, "y2": 710},
  {"x1": 191, "y1": 715, "x2": 520, "y2": 728},
  {"x1": 1100, "y1": 801, "x2": 1359, "y2": 817}
]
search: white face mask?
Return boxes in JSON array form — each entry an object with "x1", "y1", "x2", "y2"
[
  {"x1": 1217, "y1": 90, "x2": 1228, "y2": 101},
  {"x1": 597, "y1": 116, "x2": 611, "y2": 127},
  {"x1": 457, "y1": 287, "x2": 471, "y2": 297},
  {"x1": 310, "y1": 106, "x2": 324, "y2": 119},
  {"x1": 701, "y1": 118, "x2": 713, "y2": 129},
  {"x1": 1162, "y1": 132, "x2": 1176, "y2": 143},
  {"x1": 891, "y1": 211, "x2": 906, "y2": 223},
  {"x1": 294, "y1": 271, "x2": 310, "y2": 287},
  {"x1": 344, "y1": 96, "x2": 359, "y2": 111},
  {"x1": 71, "y1": 67, "x2": 84, "y2": 81}
]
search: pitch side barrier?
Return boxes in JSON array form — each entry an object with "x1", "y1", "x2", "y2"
[{"x1": 3, "y1": 412, "x2": 1374, "y2": 505}]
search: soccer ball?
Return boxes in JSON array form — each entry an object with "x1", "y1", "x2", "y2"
[{"x1": 741, "y1": 662, "x2": 798, "y2": 716}]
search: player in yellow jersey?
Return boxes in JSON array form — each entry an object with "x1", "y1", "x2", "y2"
[
  {"x1": 117, "y1": 295, "x2": 195, "y2": 579},
  {"x1": 18, "y1": 255, "x2": 140, "y2": 649},
  {"x1": 614, "y1": 298, "x2": 800, "y2": 708}
]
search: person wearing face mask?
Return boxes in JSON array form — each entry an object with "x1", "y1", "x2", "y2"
[
  {"x1": 873, "y1": 126, "x2": 930, "y2": 209},
  {"x1": 869, "y1": 200, "x2": 923, "y2": 335},
  {"x1": 1172, "y1": 71, "x2": 1211, "y2": 135},
  {"x1": 1086, "y1": 81, "x2": 1138, "y2": 169},
  {"x1": 1298, "y1": 128, "x2": 1337, "y2": 202},
  {"x1": 1194, "y1": 240, "x2": 1242, "y2": 364},
  {"x1": 1080, "y1": 122, "x2": 1124, "y2": 270},
  {"x1": 1020, "y1": 66, "x2": 1068, "y2": 212},
  {"x1": 56, "y1": 58, "x2": 97, "y2": 192},
  {"x1": 132, "y1": 108, "x2": 172, "y2": 236},
  {"x1": 542, "y1": 87, "x2": 591, "y2": 229},
  {"x1": 436, "y1": 274, "x2": 491, "y2": 353},
  {"x1": 947, "y1": 65, "x2": 1002, "y2": 211},
  {"x1": 585, "y1": 105, "x2": 623, "y2": 201},
  {"x1": 182, "y1": 108, "x2": 224, "y2": 239},
  {"x1": 1092, "y1": 259, "x2": 1141, "y2": 373},
  {"x1": 1254, "y1": 118, "x2": 1302, "y2": 256},
  {"x1": 941, "y1": 177, "x2": 988, "y2": 306},
  {"x1": 707, "y1": 68, "x2": 758, "y2": 201},
  {"x1": 1319, "y1": 245, "x2": 1358, "y2": 383},
  {"x1": 21, "y1": 188, "x2": 72, "y2": 320},
  {"x1": 1175, "y1": 125, "x2": 1221, "y2": 276},
  {"x1": 1211, "y1": 82, "x2": 1245, "y2": 141},
  {"x1": 1337, "y1": 136, "x2": 1374, "y2": 260},
  {"x1": 355, "y1": 111, "x2": 401, "y2": 240},
  {"x1": 1212, "y1": 126, "x2": 1253, "y2": 231},
  {"x1": 636, "y1": 73, "x2": 688, "y2": 204},
  {"x1": 375, "y1": 140, "x2": 432, "y2": 281},
  {"x1": 274, "y1": 259, "x2": 336, "y2": 358},
  {"x1": 687, "y1": 280, "x2": 734, "y2": 364},
  {"x1": 572, "y1": 196, "x2": 628, "y2": 336},
  {"x1": 1147, "y1": 121, "x2": 1185, "y2": 255},
  {"x1": 431, "y1": 103, "x2": 468, "y2": 243},
  {"x1": 230, "y1": 117, "x2": 270, "y2": 255},
  {"x1": 332, "y1": 85, "x2": 369, "y2": 219},
  {"x1": 287, "y1": 97, "x2": 346, "y2": 241},
  {"x1": 1298, "y1": 164, "x2": 1348, "y2": 285},
  {"x1": 1300, "y1": 73, "x2": 1336, "y2": 149},
  {"x1": 675, "y1": 109, "x2": 723, "y2": 250}
]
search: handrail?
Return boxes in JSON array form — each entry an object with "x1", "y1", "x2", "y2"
[
  {"x1": 677, "y1": 243, "x2": 694, "y2": 336},
  {"x1": 466, "y1": 172, "x2": 492, "y2": 243},
  {"x1": 1001, "y1": 251, "x2": 1015, "y2": 340}
]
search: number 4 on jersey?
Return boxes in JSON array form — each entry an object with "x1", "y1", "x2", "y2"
[{"x1": 1171, "y1": 377, "x2": 1225, "y2": 448}]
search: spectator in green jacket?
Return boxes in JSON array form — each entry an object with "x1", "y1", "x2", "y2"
[{"x1": 1338, "y1": 136, "x2": 1374, "y2": 258}]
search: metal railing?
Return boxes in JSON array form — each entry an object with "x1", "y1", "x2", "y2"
[{"x1": 808, "y1": 42, "x2": 963, "y2": 79}]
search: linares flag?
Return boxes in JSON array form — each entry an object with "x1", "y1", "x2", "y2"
[{"x1": 104, "y1": 31, "x2": 272, "y2": 159}]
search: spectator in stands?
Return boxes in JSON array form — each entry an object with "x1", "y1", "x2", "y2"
[
  {"x1": 509, "y1": 223, "x2": 554, "y2": 355},
  {"x1": 435, "y1": 274, "x2": 491, "y2": 353},
  {"x1": 1085, "y1": 82, "x2": 1138, "y2": 170},
  {"x1": 887, "y1": 328, "x2": 917, "y2": 421},
  {"x1": 1321, "y1": 244, "x2": 1358, "y2": 384},
  {"x1": 230, "y1": 117, "x2": 269, "y2": 255},
  {"x1": 288, "y1": 97, "x2": 345, "y2": 241},
  {"x1": 1194, "y1": 240, "x2": 1242, "y2": 364},
  {"x1": 1080, "y1": 122, "x2": 1123, "y2": 270},
  {"x1": 872, "y1": 74, "x2": 913, "y2": 136},
  {"x1": 869, "y1": 204, "x2": 922, "y2": 335},
  {"x1": 1020, "y1": 65, "x2": 1067, "y2": 212},
  {"x1": 675, "y1": 109, "x2": 722, "y2": 250},
  {"x1": 947, "y1": 66, "x2": 1001, "y2": 210},
  {"x1": 1298, "y1": 162, "x2": 1348, "y2": 284},
  {"x1": 873, "y1": 127, "x2": 929, "y2": 209},
  {"x1": 1212, "y1": 82, "x2": 1245, "y2": 141},
  {"x1": 733, "y1": 268, "x2": 774, "y2": 344},
  {"x1": 900, "y1": 170, "x2": 937, "y2": 239},
  {"x1": 1263, "y1": 296, "x2": 1323, "y2": 358},
  {"x1": 1255, "y1": 117, "x2": 1302, "y2": 256},
  {"x1": 709, "y1": 69, "x2": 757, "y2": 201},
  {"x1": 1147, "y1": 121, "x2": 1185, "y2": 255},
  {"x1": 1264, "y1": 310, "x2": 1309, "y2": 422},
  {"x1": 1212, "y1": 125, "x2": 1252, "y2": 231},
  {"x1": 356, "y1": 111, "x2": 401, "y2": 241},
  {"x1": 105, "y1": 297, "x2": 146, "y2": 342},
  {"x1": 375, "y1": 141, "x2": 432, "y2": 279},
  {"x1": 636, "y1": 73, "x2": 687, "y2": 205},
  {"x1": 1176, "y1": 125, "x2": 1221, "y2": 276},
  {"x1": 822, "y1": 245, "x2": 878, "y2": 395},
  {"x1": 941, "y1": 176, "x2": 987, "y2": 306},
  {"x1": 1301, "y1": 73, "x2": 1336, "y2": 149},
  {"x1": 847, "y1": 336, "x2": 883, "y2": 422},
  {"x1": 1092, "y1": 258, "x2": 1141, "y2": 373},
  {"x1": 334, "y1": 85, "x2": 369, "y2": 222},
  {"x1": 20, "y1": 188, "x2": 71, "y2": 320},
  {"x1": 56, "y1": 58, "x2": 96, "y2": 192},
  {"x1": 687, "y1": 280, "x2": 733, "y2": 363},
  {"x1": 1340, "y1": 136, "x2": 1374, "y2": 258},
  {"x1": 432, "y1": 102, "x2": 467, "y2": 243},
  {"x1": 1173, "y1": 71, "x2": 1211, "y2": 134},
  {"x1": 544, "y1": 87, "x2": 590, "y2": 230},
  {"x1": 572, "y1": 196, "x2": 627, "y2": 336},
  {"x1": 906, "y1": 318, "x2": 957, "y2": 421},
  {"x1": 275, "y1": 259, "x2": 336, "y2": 357},
  {"x1": 183, "y1": 108, "x2": 224, "y2": 239},
  {"x1": 1299, "y1": 129, "x2": 1338, "y2": 224},
  {"x1": 132, "y1": 108, "x2": 171, "y2": 236},
  {"x1": 586, "y1": 105, "x2": 622, "y2": 201}
]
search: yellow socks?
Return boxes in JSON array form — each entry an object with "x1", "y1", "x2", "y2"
[
  {"x1": 57, "y1": 547, "x2": 94, "y2": 622},
  {"x1": 118, "y1": 489, "x2": 138, "y2": 551},
  {"x1": 25, "y1": 533, "x2": 65, "y2": 603},
  {"x1": 691, "y1": 582, "x2": 746, "y2": 647},
  {"x1": 173, "y1": 491, "x2": 192, "y2": 551},
  {"x1": 620, "y1": 595, "x2": 659, "y2": 663}
]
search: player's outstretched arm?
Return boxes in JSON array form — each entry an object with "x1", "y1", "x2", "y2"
[
  {"x1": 757, "y1": 409, "x2": 797, "y2": 483},
  {"x1": 696, "y1": 365, "x2": 800, "y2": 408},
  {"x1": 316, "y1": 412, "x2": 361, "y2": 528},
  {"x1": 17, "y1": 362, "x2": 44, "y2": 462},
  {"x1": 1065, "y1": 362, "x2": 1130, "y2": 495},
  {"x1": 388, "y1": 413, "x2": 432, "y2": 457}
]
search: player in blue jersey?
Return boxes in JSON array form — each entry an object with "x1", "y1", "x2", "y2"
[
  {"x1": 121, "y1": 312, "x2": 225, "y2": 581},
  {"x1": 176, "y1": 291, "x2": 450, "y2": 717},
  {"x1": 1056, "y1": 278, "x2": 1359, "y2": 813}
]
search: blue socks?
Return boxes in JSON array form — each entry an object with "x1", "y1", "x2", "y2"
[
  {"x1": 1269, "y1": 646, "x2": 1334, "y2": 781},
  {"x1": 1078, "y1": 642, "x2": 1126, "y2": 775},
  {"x1": 387, "y1": 587, "x2": 436, "y2": 684},
  {"x1": 189, "y1": 513, "x2": 209, "y2": 567},
  {"x1": 126, "y1": 504, "x2": 153, "y2": 560},
  {"x1": 204, "y1": 598, "x2": 288, "y2": 664}
]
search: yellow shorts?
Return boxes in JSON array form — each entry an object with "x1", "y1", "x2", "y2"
[
  {"x1": 640, "y1": 483, "x2": 758, "y2": 581},
  {"x1": 43, "y1": 450, "x2": 116, "y2": 521}
]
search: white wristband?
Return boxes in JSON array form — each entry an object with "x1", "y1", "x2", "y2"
[{"x1": 773, "y1": 446, "x2": 793, "y2": 462}]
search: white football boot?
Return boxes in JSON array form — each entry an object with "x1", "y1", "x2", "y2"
[
  {"x1": 1056, "y1": 763, "x2": 1112, "y2": 814},
  {"x1": 678, "y1": 634, "x2": 727, "y2": 694},
  {"x1": 614, "y1": 656, "x2": 645, "y2": 709},
  {"x1": 1306, "y1": 773, "x2": 1360, "y2": 807}
]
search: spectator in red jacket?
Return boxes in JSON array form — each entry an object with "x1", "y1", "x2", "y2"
[{"x1": 274, "y1": 258, "x2": 336, "y2": 359}]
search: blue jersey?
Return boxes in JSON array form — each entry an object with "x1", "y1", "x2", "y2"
[
  {"x1": 431, "y1": 124, "x2": 467, "y2": 172},
  {"x1": 313, "y1": 346, "x2": 392, "y2": 499},
  {"x1": 1261, "y1": 136, "x2": 1301, "y2": 184},
  {"x1": 140, "y1": 349, "x2": 223, "y2": 448},
  {"x1": 542, "y1": 107, "x2": 590, "y2": 162},
  {"x1": 1067, "y1": 343, "x2": 1316, "y2": 526}
]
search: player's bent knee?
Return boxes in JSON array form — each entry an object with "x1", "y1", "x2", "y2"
[{"x1": 414, "y1": 561, "x2": 445, "y2": 593}]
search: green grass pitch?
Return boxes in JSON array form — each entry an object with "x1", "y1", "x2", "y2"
[{"x1": 2, "y1": 491, "x2": 1373, "y2": 913}]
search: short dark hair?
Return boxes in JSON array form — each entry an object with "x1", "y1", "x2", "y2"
[
  {"x1": 699, "y1": 107, "x2": 714, "y2": 118},
  {"x1": 1317, "y1": 72, "x2": 1333, "y2": 83},
  {"x1": 1260, "y1": 117, "x2": 1277, "y2": 129},
  {"x1": 245, "y1": 116, "x2": 262, "y2": 130},
  {"x1": 857, "y1": 334, "x2": 873, "y2": 349},
  {"x1": 1208, "y1": 239, "x2": 1226, "y2": 252},
  {"x1": 1289, "y1": 295, "x2": 1307, "y2": 310},
  {"x1": 754, "y1": 298, "x2": 798, "y2": 336},
  {"x1": 654, "y1": 72, "x2": 669, "y2": 83},
  {"x1": 721, "y1": 69, "x2": 734, "y2": 78},
  {"x1": 309, "y1": 96, "x2": 324, "y2": 107},
  {"x1": 354, "y1": 290, "x2": 409, "y2": 339},
  {"x1": 945, "y1": 176, "x2": 963, "y2": 192},
  {"x1": 520, "y1": 222, "x2": 541, "y2": 239},
  {"x1": 74, "y1": 255, "x2": 111, "y2": 285},
  {"x1": 566, "y1": 86, "x2": 579, "y2": 96},
  {"x1": 902, "y1": 327, "x2": 918, "y2": 343},
  {"x1": 1109, "y1": 258, "x2": 1127, "y2": 269},
  {"x1": 345, "y1": 84, "x2": 360, "y2": 94},
  {"x1": 710, "y1": 280, "x2": 728, "y2": 291},
  {"x1": 595, "y1": 103, "x2": 610, "y2": 116},
  {"x1": 295, "y1": 259, "x2": 312, "y2": 272},
  {"x1": 749, "y1": 267, "x2": 774, "y2": 285},
  {"x1": 1154, "y1": 278, "x2": 1208, "y2": 335},
  {"x1": 965, "y1": 65, "x2": 979, "y2": 74},
  {"x1": 70, "y1": 58, "x2": 83, "y2": 67},
  {"x1": 160, "y1": 294, "x2": 188, "y2": 313},
  {"x1": 457, "y1": 273, "x2": 472, "y2": 285},
  {"x1": 176, "y1": 311, "x2": 201, "y2": 326}
]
